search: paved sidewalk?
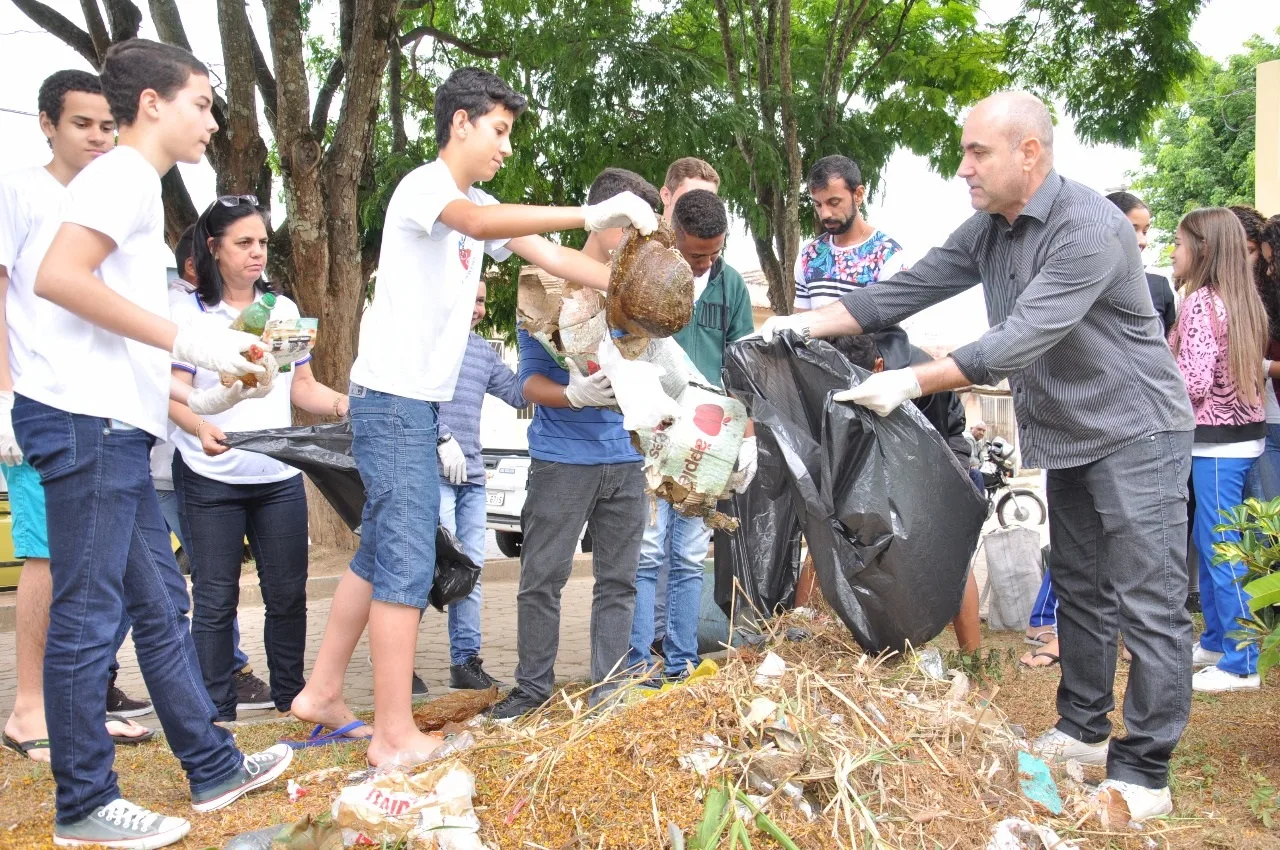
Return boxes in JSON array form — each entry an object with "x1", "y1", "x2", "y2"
[{"x1": 0, "y1": 574, "x2": 596, "y2": 725}]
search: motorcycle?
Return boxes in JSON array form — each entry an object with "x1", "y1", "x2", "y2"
[{"x1": 980, "y1": 437, "x2": 1047, "y2": 527}]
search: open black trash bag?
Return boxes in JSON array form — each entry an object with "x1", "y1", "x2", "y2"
[
  {"x1": 713, "y1": 427, "x2": 803, "y2": 621},
  {"x1": 722, "y1": 334, "x2": 986, "y2": 655},
  {"x1": 222, "y1": 422, "x2": 480, "y2": 612}
]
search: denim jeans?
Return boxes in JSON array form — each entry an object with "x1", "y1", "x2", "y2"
[
  {"x1": 515, "y1": 460, "x2": 645, "y2": 701},
  {"x1": 627, "y1": 501, "x2": 711, "y2": 675},
  {"x1": 1192, "y1": 455, "x2": 1259, "y2": 676},
  {"x1": 440, "y1": 482, "x2": 486, "y2": 666},
  {"x1": 12, "y1": 396, "x2": 243, "y2": 824},
  {"x1": 1244, "y1": 423, "x2": 1280, "y2": 502},
  {"x1": 347, "y1": 383, "x2": 441, "y2": 609},
  {"x1": 173, "y1": 456, "x2": 309, "y2": 719},
  {"x1": 157, "y1": 485, "x2": 249, "y2": 672},
  {"x1": 1046, "y1": 430, "x2": 1193, "y2": 789}
]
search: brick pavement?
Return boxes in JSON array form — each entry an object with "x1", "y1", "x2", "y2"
[{"x1": 0, "y1": 574, "x2": 596, "y2": 724}]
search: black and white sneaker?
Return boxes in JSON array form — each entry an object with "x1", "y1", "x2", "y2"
[
  {"x1": 191, "y1": 744, "x2": 293, "y2": 813},
  {"x1": 449, "y1": 656, "x2": 502, "y2": 690},
  {"x1": 106, "y1": 673, "x2": 153, "y2": 719},
  {"x1": 233, "y1": 669, "x2": 275, "y2": 712},
  {"x1": 53, "y1": 798, "x2": 189, "y2": 849},
  {"x1": 411, "y1": 672, "x2": 430, "y2": 698}
]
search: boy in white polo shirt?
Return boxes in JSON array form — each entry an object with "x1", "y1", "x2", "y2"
[
  {"x1": 16, "y1": 39, "x2": 291, "y2": 849},
  {"x1": 289, "y1": 66, "x2": 656, "y2": 765}
]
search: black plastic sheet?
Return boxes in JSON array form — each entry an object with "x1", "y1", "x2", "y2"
[
  {"x1": 223, "y1": 422, "x2": 480, "y2": 612},
  {"x1": 713, "y1": 427, "x2": 803, "y2": 620},
  {"x1": 722, "y1": 335, "x2": 986, "y2": 655}
]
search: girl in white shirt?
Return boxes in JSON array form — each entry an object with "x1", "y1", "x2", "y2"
[{"x1": 169, "y1": 196, "x2": 348, "y2": 721}]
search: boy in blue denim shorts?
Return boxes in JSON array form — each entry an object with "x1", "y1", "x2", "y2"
[{"x1": 288, "y1": 67, "x2": 657, "y2": 766}]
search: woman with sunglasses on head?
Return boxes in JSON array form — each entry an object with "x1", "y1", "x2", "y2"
[{"x1": 169, "y1": 195, "x2": 349, "y2": 721}]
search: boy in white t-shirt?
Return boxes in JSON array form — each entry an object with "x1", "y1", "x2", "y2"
[
  {"x1": 0, "y1": 69, "x2": 158, "y2": 765},
  {"x1": 289, "y1": 66, "x2": 657, "y2": 765},
  {"x1": 14, "y1": 39, "x2": 291, "y2": 849}
]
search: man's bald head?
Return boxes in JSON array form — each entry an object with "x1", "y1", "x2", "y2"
[
  {"x1": 958, "y1": 91, "x2": 1055, "y2": 221},
  {"x1": 972, "y1": 91, "x2": 1054, "y2": 161}
]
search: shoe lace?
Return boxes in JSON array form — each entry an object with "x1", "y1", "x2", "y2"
[
  {"x1": 243, "y1": 749, "x2": 279, "y2": 776},
  {"x1": 96, "y1": 800, "x2": 159, "y2": 832}
]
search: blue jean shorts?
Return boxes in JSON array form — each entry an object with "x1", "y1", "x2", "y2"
[
  {"x1": 347, "y1": 383, "x2": 440, "y2": 608},
  {"x1": 4, "y1": 460, "x2": 49, "y2": 559}
]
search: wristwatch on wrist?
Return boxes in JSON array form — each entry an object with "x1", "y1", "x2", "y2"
[{"x1": 437, "y1": 434, "x2": 452, "y2": 446}]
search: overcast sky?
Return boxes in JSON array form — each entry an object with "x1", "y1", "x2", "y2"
[{"x1": 0, "y1": 0, "x2": 1277, "y2": 342}]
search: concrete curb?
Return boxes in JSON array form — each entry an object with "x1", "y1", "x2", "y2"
[{"x1": 0, "y1": 552, "x2": 595, "y2": 634}]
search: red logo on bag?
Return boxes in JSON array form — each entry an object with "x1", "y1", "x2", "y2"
[{"x1": 692, "y1": 403, "x2": 727, "y2": 436}]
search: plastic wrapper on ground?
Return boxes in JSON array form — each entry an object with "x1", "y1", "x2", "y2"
[
  {"x1": 333, "y1": 760, "x2": 485, "y2": 848},
  {"x1": 223, "y1": 423, "x2": 479, "y2": 612},
  {"x1": 721, "y1": 335, "x2": 986, "y2": 655}
]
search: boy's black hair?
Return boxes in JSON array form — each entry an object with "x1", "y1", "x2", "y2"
[
  {"x1": 174, "y1": 224, "x2": 195, "y2": 278},
  {"x1": 434, "y1": 67, "x2": 528, "y2": 148},
  {"x1": 100, "y1": 38, "x2": 208, "y2": 127},
  {"x1": 37, "y1": 70, "x2": 103, "y2": 126},
  {"x1": 1105, "y1": 191, "x2": 1148, "y2": 216},
  {"x1": 192, "y1": 198, "x2": 272, "y2": 308},
  {"x1": 587, "y1": 167, "x2": 660, "y2": 210},
  {"x1": 808, "y1": 155, "x2": 862, "y2": 193},
  {"x1": 830, "y1": 334, "x2": 881, "y2": 371},
  {"x1": 672, "y1": 189, "x2": 728, "y2": 240}
]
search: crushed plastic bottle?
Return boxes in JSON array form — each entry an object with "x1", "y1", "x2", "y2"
[
  {"x1": 917, "y1": 646, "x2": 947, "y2": 681},
  {"x1": 222, "y1": 824, "x2": 285, "y2": 849}
]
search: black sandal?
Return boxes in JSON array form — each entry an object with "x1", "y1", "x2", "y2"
[
  {"x1": 1018, "y1": 650, "x2": 1060, "y2": 669},
  {"x1": 106, "y1": 713, "x2": 155, "y2": 746},
  {"x1": 2, "y1": 731, "x2": 50, "y2": 759}
]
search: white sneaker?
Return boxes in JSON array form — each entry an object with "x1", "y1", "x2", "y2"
[
  {"x1": 1031, "y1": 728, "x2": 1109, "y2": 766},
  {"x1": 1093, "y1": 779, "x2": 1172, "y2": 828},
  {"x1": 53, "y1": 798, "x2": 189, "y2": 848},
  {"x1": 1192, "y1": 664, "x2": 1260, "y2": 692},
  {"x1": 1191, "y1": 641, "x2": 1224, "y2": 669}
]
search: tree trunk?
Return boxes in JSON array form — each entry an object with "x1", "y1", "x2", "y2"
[{"x1": 214, "y1": 0, "x2": 269, "y2": 200}]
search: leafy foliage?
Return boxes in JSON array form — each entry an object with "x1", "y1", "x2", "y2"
[
  {"x1": 1133, "y1": 30, "x2": 1280, "y2": 236},
  {"x1": 1213, "y1": 497, "x2": 1280, "y2": 681}
]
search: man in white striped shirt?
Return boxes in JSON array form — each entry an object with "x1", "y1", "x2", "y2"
[{"x1": 758, "y1": 91, "x2": 1195, "y2": 827}]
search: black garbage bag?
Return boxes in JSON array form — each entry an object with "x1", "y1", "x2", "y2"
[
  {"x1": 222, "y1": 422, "x2": 481, "y2": 612},
  {"x1": 722, "y1": 335, "x2": 986, "y2": 655},
  {"x1": 713, "y1": 427, "x2": 803, "y2": 620}
]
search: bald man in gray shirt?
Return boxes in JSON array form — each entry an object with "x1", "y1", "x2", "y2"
[{"x1": 757, "y1": 92, "x2": 1195, "y2": 827}]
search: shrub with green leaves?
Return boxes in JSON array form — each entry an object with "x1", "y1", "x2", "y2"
[{"x1": 1212, "y1": 498, "x2": 1280, "y2": 681}]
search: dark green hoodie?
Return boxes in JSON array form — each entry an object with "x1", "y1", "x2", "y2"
[{"x1": 672, "y1": 259, "x2": 755, "y2": 388}]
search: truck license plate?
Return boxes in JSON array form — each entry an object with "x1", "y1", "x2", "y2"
[{"x1": 486, "y1": 492, "x2": 505, "y2": 507}]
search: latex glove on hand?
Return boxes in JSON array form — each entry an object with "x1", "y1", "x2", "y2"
[
  {"x1": 832, "y1": 368, "x2": 921, "y2": 417},
  {"x1": 564, "y1": 362, "x2": 616, "y2": 409},
  {"x1": 438, "y1": 435, "x2": 468, "y2": 485},
  {"x1": 731, "y1": 436, "x2": 758, "y2": 493},
  {"x1": 0, "y1": 390, "x2": 22, "y2": 466},
  {"x1": 186, "y1": 369, "x2": 276, "y2": 416},
  {"x1": 171, "y1": 324, "x2": 269, "y2": 378},
  {"x1": 751, "y1": 314, "x2": 810, "y2": 344},
  {"x1": 582, "y1": 191, "x2": 658, "y2": 235}
]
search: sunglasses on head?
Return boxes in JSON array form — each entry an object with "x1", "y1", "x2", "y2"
[{"x1": 216, "y1": 194, "x2": 259, "y2": 208}]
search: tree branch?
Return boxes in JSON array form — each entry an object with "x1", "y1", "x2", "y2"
[
  {"x1": 311, "y1": 57, "x2": 345, "y2": 139},
  {"x1": 147, "y1": 0, "x2": 192, "y2": 50},
  {"x1": 844, "y1": 0, "x2": 916, "y2": 111},
  {"x1": 79, "y1": 0, "x2": 109, "y2": 60},
  {"x1": 12, "y1": 0, "x2": 98, "y2": 68},
  {"x1": 102, "y1": 0, "x2": 142, "y2": 42},
  {"x1": 249, "y1": 33, "x2": 278, "y2": 134},
  {"x1": 398, "y1": 24, "x2": 508, "y2": 59},
  {"x1": 388, "y1": 42, "x2": 407, "y2": 153}
]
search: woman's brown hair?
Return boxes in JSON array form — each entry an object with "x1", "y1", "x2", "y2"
[{"x1": 1172, "y1": 207, "x2": 1268, "y2": 404}]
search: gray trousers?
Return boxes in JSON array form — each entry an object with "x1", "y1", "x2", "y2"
[
  {"x1": 1047, "y1": 430, "x2": 1194, "y2": 789},
  {"x1": 515, "y1": 459, "x2": 646, "y2": 700}
]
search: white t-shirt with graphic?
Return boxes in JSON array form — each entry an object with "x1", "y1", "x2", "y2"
[
  {"x1": 0, "y1": 165, "x2": 67, "y2": 384},
  {"x1": 350, "y1": 159, "x2": 512, "y2": 401},
  {"x1": 14, "y1": 146, "x2": 173, "y2": 437},
  {"x1": 792, "y1": 230, "x2": 909, "y2": 310}
]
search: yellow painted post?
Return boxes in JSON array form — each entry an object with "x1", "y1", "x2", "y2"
[{"x1": 1259, "y1": 60, "x2": 1280, "y2": 216}]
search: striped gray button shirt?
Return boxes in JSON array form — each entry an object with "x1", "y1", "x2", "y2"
[{"x1": 840, "y1": 171, "x2": 1194, "y2": 470}]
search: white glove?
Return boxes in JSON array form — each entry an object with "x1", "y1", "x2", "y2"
[
  {"x1": 438, "y1": 435, "x2": 468, "y2": 485},
  {"x1": 832, "y1": 368, "x2": 922, "y2": 417},
  {"x1": 582, "y1": 191, "x2": 658, "y2": 235},
  {"x1": 186, "y1": 375, "x2": 275, "y2": 416},
  {"x1": 732, "y1": 436, "x2": 757, "y2": 493},
  {"x1": 751, "y1": 314, "x2": 811, "y2": 343},
  {"x1": 564, "y1": 362, "x2": 616, "y2": 409},
  {"x1": 171, "y1": 324, "x2": 268, "y2": 378},
  {"x1": 0, "y1": 390, "x2": 22, "y2": 466}
]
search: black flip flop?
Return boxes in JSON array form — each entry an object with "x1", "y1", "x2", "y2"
[
  {"x1": 106, "y1": 713, "x2": 155, "y2": 746},
  {"x1": 1019, "y1": 650, "x2": 1060, "y2": 669},
  {"x1": 2, "y1": 731, "x2": 50, "y2": 759}
]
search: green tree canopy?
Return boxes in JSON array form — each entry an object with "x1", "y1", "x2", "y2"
[{"x1": 1133, "y1": 29, "x2": 1280, "y2": 236}]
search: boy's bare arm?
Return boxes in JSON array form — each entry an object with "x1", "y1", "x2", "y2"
[
  {"x1": 507, "y1": 235, "x2": 610, "y2": 291},
  {"x1": 439, "y1": 199, "x2": 586, "y2": 242}
]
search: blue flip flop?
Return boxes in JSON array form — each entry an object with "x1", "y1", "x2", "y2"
[{"x1": 282, "y1": 719, "x2": 371, "y2": 749}]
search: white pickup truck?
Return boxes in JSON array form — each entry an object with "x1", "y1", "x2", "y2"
[{"x1": 479, "y1": 338, "x2": 592, "y2": 558}]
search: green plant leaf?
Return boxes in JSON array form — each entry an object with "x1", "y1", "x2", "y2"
[{"x1": 1244, "y1": 571, "x2": 1280, "y2": 613}]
